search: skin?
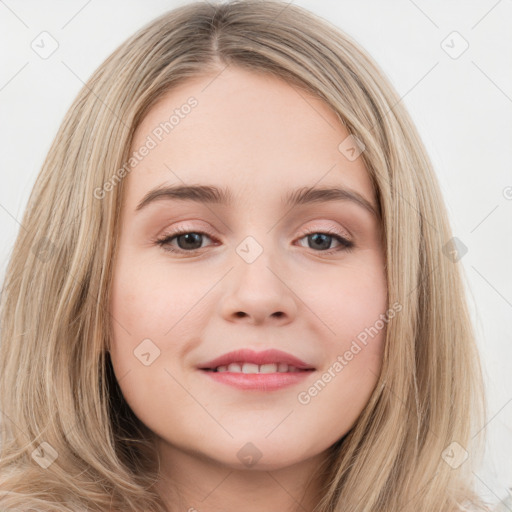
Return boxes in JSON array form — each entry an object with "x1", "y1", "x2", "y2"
[{"x1": 109, "y1": 66, "x2": 388, "y2": 512}]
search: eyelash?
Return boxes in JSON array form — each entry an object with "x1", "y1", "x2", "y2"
[{"x1": 154, "y1": 226, "x2": 354, "y2": 256}]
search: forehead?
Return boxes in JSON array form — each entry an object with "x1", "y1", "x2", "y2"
[{"x1": 125, "y1": 67, "x2": 375, "y2": 210}]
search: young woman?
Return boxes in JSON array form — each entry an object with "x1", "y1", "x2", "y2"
[{"x1": 0, "y1": 1, "x2": 491, "y2": 510}]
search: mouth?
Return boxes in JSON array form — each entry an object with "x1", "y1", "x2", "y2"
[
  {"x1": 197, "y1": 348, "x2": 316, "y2": 373},
  {"x1": 202, "y1": 362, "x2": 314, "y2": 374},
  {"x1": 199, "y1": 364, "x2": 315, "y2": 391},
  {"x1": 197, "y1": 348, "x2": 316, "y2": 391}
]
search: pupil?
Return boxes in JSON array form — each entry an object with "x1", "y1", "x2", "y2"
[
  {"x1": 310, "y1": 233, "x2": 331, "y2": 250},
  {"x1": 178, "y1": 233, "x2": 202, "y2": 250}
]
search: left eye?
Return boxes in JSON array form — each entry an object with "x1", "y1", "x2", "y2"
[
  {"x1": 296, "y1": 231, "x2": 353, "y2": 252},
  {"x1": 155, "y1": 229, "x2": 354, "y2": 254}
]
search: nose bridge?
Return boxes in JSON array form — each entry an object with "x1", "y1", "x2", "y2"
[
  {"x1": 227, "y1": 191, "x2": 298, "y2": 285},
  {"x1": 227, "y1": 190, "x2": 277, "y2": 259},
  {"x1": 217, "y1": 227, "x2": 298, "y2": 323},
  {"x1": 232, "y1": 231, "x2": 278, "y2": 286}
]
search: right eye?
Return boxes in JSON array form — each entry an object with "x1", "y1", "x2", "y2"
[{"x1": 155, "y1": 228, "x2": 218, "y2": 254}]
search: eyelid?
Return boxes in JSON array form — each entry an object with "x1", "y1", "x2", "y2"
[
  {"x1": 152, "y1": 224, "x2": 216, "y2": 245},
  {"x1": 155, "y1": 221, "x2": 351, "y2": 242},
  {"x1": 297, "y1": 222, "x2": 352, "y2": 242},
  {"x1": 154, "y1": 221, "x2": 215, "y2": 240}
]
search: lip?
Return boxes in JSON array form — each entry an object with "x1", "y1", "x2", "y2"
[
  {"x1": 197, "y1": 348, "x2": 315, "y2": 371},
  {"x1": 197, "y1": 348, "x2": 316, "y2": 392},
  {"x1": 200, "y1": 370, "x2": 313, "y2": 391}
]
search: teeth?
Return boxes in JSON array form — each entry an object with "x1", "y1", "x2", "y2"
[
  {"x1": 214, "y1": 362, "x2": 301, "y2": 373},
  {"x1": 259, "y1": 363, "x2": 277, "y2": 373},
  {"x1": 278, "y1": 362, "x2": 288, "y2": 372},
  {"x1": 242, "y1": 363, "x2": 259, "y2": 374}
]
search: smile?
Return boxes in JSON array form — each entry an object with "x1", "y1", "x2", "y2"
[{"x1": 206, "y1": 362, "x2": 306, "y2": 373}]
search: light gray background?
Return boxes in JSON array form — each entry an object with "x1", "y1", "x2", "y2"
[{"x1": 0, "y1": 0, "x2": 511, "y2": 507}]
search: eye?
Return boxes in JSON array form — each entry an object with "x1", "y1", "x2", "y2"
[
  {"x1": 296, "y1": 228, "x2": 354, "y2": 254},
  {"x1": 154, "y1": 227, "x2": 354, "y2": 255},
  {"x1": 155, "y1": 227, "x2": 216, "y2": 254}
]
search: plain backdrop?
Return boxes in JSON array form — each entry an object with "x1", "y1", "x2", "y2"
[{"x1": 0, "y1": 0, "x2": 511, "y2": 507}]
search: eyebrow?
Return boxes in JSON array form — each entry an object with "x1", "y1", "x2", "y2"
[{"x1": 135, "y1": 184, "x2": 379, "y2": 217}]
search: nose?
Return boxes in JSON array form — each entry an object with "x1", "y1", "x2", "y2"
[{"x1": 218, "y1": 243, "x2": 298, "y2": 326}]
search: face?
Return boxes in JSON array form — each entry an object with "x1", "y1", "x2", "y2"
[{"x1": 109, "y1": 66, "x2": 387, "y2": 472}]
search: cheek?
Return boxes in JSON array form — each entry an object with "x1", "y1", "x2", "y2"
[
  {"x1": 306, "y1": 254, "x2": 387, "y2": 394},
  {"x1": 108, "y1": 251, "x2": 219, "y2": 411},
  {"x1": 305, "y1": 252, "x2": 388, "y2": 341},
  {"x1": 295, "y1": 273, "x2": 387, "y2": 441},
  {"x1": 109, "y1": 251, "x2": 213, "y2": 344}
]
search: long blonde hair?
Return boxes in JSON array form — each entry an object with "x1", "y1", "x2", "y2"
[{"x1": 0, "y1": 1, "x2": 489, "y2": 510}]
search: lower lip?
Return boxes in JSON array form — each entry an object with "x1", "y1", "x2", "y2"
[{"x1": 199, "y1": 369, "x2": 314, "y2": 391}]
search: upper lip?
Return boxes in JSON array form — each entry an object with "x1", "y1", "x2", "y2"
[{"x1": 198, "y1": 349, "x2": 315, "y2": 370}]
